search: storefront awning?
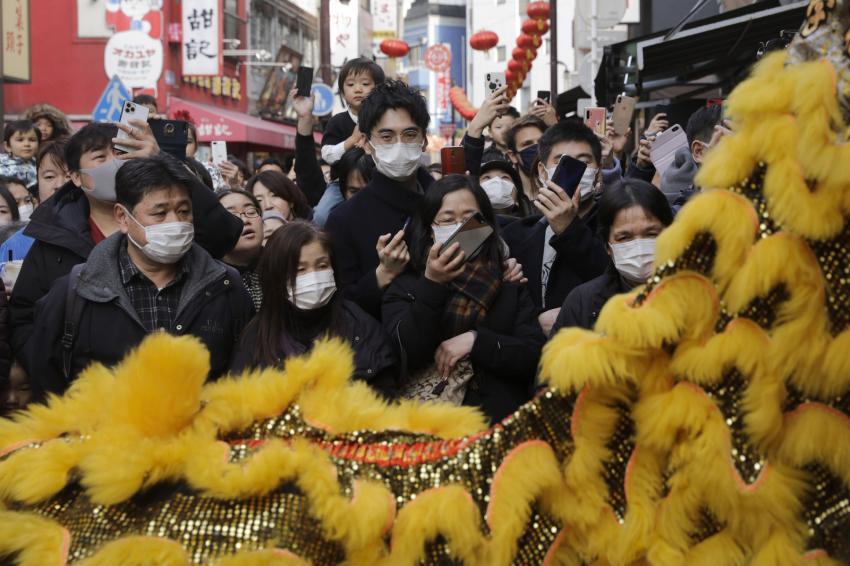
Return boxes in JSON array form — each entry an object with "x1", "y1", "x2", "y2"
[{"x1": 168, "y1": 96, "x2": 322, "y2": 150}]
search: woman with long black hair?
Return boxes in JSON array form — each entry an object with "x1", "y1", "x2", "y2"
[
  {"x1": 230, "y1": 221, "x2": 397, "y2": 397},
  {"x1": 382, "y1": 174, "x2": 545, "y2": 423}
]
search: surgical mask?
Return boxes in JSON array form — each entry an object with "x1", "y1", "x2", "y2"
[
  {"x1": 480, "y1": 177, "x2": 515, "y2": 209},
  {"x1": 578, "y1": 167, "x2": 598, "y2": 202},
  {"x1": 288, "y1": 269, "x2": 337, "y2": 310},
  {"x1": 18, "y1": 203, "x2": 33, "y2": 222},
  {"x1": 610, "y1": 238, "x2": 656, "y2": 284},
  {"x1": 517, "y1": 144, "x2": 538, "y2": 174},
  {"x1": 124, "y1": 207, "x2": 194, "y2": 264},
  {"x1": 370, "y1": 141, "x2": 423, "y2": 180},
  {"x1": 80, "y1": 158, "x2": 125, "y2": 203},
  {"x1": 432, "y1": 223, "x2": 461, "y2": 245}
]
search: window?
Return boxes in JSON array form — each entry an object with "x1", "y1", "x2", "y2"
[
  {"x1": 497, "y1": 46, "x2": 506, "y2": 62},
  {"x1": 497, "y1": 0, "x2": 506, "y2": 4}
]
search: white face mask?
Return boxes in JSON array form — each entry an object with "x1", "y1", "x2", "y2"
[
  {"x1": 541, "y1": 164, "x2": 598, "y2": 202},
  {"x1": 610, "y1": 238, "x2": 656, "y2": 284},
  {"x1": 432, "y1": 223, "x2": 461, "y2": 245},
  {"x1": 80, "y1": 158, "x2": 125, "y2": 203},
  {"x1": 288, "y1": 269, "x2": 337, "y2": 310},
  {"x1": 18, "y1": 203, "x2": 33, "y2": 222},
  {"x1": 480, "y1": 177, "x2": 515, "y2": 209},
  {"x1": 124, "y1": 207, "x2": 195, "y2": 265},
  {"x1": 370, "y1": 141, "x2": 423, "y2": 180}
]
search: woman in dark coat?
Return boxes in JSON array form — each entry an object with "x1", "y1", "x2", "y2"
[
  {"x1": 551, "y1": 179, "x2": 674, "y2": 334},
  {"x1": 230, "y1": 221, "x2": 397, "y2": 398},
  {"x1": 382, "y1": 175, "x2": 545, "y2": 424}
]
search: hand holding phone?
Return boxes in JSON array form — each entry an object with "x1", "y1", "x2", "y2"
[
  {"x1": 649, "y1": 123, "x2": 689, "y2": 177},
  {"x1": 426, "y1": 241, "x2": 466, "y2": 285},
  {"x1": 611, "y1": 95, "x2": 636, "y2": 136},
  {"x1": 535, "y1": 180, "x2": 581, "y2": 236},
  {"x1": 149, "y1": 119, "x2": 189, "y2": 161},
  {"x1": 550, "y1": 154, "x2": 588, "y2": 198},
  {"x1": 296, "y1": 66, "x2": 314, "y2": 98},
  {"x1": 585, "y1": 107, "x2": 607, "y2": 137},
  {"x1": 438, "y1": 213, "x2": 494, "y2": 264},
  {"x1": 486, "y1": 72, "x2": 506, "y2": 95},
  {"x1": 211, "y1": 140, "x2": 228, "y2": 165},
  {"x1": 536, "y1": 90, "x2": 551, "y2": 105},
  {"x1": 115, "y1": 101, "x2": 150, "y2": 154}
]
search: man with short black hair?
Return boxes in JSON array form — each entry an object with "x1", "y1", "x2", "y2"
[
  {"x1": 325, "y1": 79, "x2": 432, "y2": 316},
  {"x1": 9, "y1": 122, "x2": 243, "y2": 363},
  {"x1": 505, "y1": 115, "x2": 548, "y2": 201},
  {"x1": 25, "y1": 155, "x2": 254, "y2": 400},
  {"x1": 502, "y1": 120, "x2": 610, "y2": 334}
]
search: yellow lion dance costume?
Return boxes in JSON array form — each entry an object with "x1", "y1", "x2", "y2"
[{"x1": 1, "y1": 2, "x2": 849, "y2": 564}]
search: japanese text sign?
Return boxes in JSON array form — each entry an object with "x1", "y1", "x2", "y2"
[
  {"x1": 182, "y1": 0, "x2": 221, "y2": 76},
  {"x1": 2, "y1": 0, "x2": 30, "y2": 82}
]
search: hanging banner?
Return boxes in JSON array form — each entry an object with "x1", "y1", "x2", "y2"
[
  {"x1": 2, "y1": 0, "x2": 30, "y2": 82},
  {"x1": 104, "y1": 30, "x2": 164, "y2": 89},
  {"x1": 371, "y1": 0, "x2": 397, "y2": 45},
  {"x1": 182, "y1": 0, "x2": 222, "y2": 76}
]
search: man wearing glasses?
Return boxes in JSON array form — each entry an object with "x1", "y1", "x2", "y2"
[{"x1": 325, "y1": 80, "x2": 433, "y2": 318}]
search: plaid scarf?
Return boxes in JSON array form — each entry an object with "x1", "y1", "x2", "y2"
[{"x1": 442, "y1": 260, "x2": 502, "y2": 338}]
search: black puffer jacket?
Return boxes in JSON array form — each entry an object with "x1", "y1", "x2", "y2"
[
  {"x1": 10, "y1": 178, "x2": 242, "y2": 362},
  {"x1": 230, "y1": 299, "x2": 398, "y2": 398},
  {"x1": 383, "y1": 273, "x2": 545, "y2": 424},
  {"x1": 550, "y1": 264, "x2": 631, "y2": 335}
]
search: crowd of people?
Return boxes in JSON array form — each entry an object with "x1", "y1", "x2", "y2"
[{"x1": 0, "y1": 57, "x2": 729, "y2": 424}]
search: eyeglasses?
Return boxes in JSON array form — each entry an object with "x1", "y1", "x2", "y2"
[
  {"x1": 373, "y1": 129, "x2": 424, "y2": 145},
  {"x1": 230, "y1": 207, "x2": 260, "y2": 219}
]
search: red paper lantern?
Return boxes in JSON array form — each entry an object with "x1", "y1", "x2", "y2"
[
  {"x1": 517, "y1": 34, "x2": 542, "y2": 49},
  {"x1": 507, "y1": 59, "x2": 524, "y2": 74},
  {"x1": 527, "y1": 1, "x2": 551, "y2": 21},
  {"x1": 469, "y1": 30, "x2": 499, "y2": 51},
  {"x1": 512, "y1": 47, "x2": 529, "y2": 61},
  {"x1": 522, "y1": 19, "x2": 550, "y2": 36},
  {"x1": 380, "y1": 38, "x2": 410, "y2": 58},
  {"x1": 505, "y1": 69, "x2": 517, "y2": 82}
]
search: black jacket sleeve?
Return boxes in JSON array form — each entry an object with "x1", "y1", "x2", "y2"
[
  {"x1": 382, "y1": 275, "x2": 451, "y2": 372},
  {"x1": 325, "y1": 212, "x2": 384, "y2": 318},
  {"x1": 190, "y1": 176, "x2": 242, "y2": 259},
  {"x1": 295, "y1": 132, "x2": 327, "y2": 207},
  {"x1": 0, "y1": 290, "x2": 11, "y2": 380},
  {"x1": 321, "y1": 113, "x2": 354, "y2": 148},
  {"x1": 24, "y1": 274, "x2": 70, "y2": 401},
  {"x1": 462, "y1": 133, "x2": 486, "y2": 176},
  {"x1": 551, "y1": 287, "x2": 585, "y2": 337},
  {"x1": 9, "y1": 241, "x2": 54, "y2": 362},
  {"x1": 550, "y1": 218, "x2": 610, "y2": 283},
  {"x1": 469, "y1": 285, "x2": 545, "y2": 380},
  {"x1": 625, "y1": 158, "x2": 656, "y2": 184}
]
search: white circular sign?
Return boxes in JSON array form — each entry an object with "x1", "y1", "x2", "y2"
[
  {"x1": 577, "y1": 0, "x2": 627, "y2": 30},
  {"x1": 104, "y1": 30, "x2": 164, "y2": 89}
]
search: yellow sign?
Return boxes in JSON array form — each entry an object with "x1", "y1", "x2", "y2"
[{"x1": 2, "y1": 0, "x2": 30, "y2": 82}]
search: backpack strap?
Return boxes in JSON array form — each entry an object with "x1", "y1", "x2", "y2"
[{"x1": 61, "y1": 264, "x2": 86, "y2": 380}]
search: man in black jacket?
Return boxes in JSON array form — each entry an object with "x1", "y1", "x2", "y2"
[
  {"x1": 501, "y1": 121, "x2": 611, "y2": 335},
  {"x1": 9, "y1": 122, "x2": 242, "y2": 363},
  {"x1": 325, "y1": 80, "x2": 433, "y2": 317},
  {"x1": 25, "y1": 156, "x2": 254, "y2": 400}
]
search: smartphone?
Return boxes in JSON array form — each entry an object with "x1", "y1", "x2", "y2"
[
  {"x1": 649, "y1": 124, "x2": 689, "y2": 177},
  {"x1": 439, "y1": 213, "x2": 495, "y2": 263},
  {"x1": 296, "y1": 65, "x2": 314, "y2": 98},
  {"x1": 585, "y1": 107, "x2": 606, "y2": 137},
  {"x1": 536, "y1": 90, "x2": 551, "y2": 105},
  {"x1": 211, "y1": 140, "x2": 228, "y2": 165},
  {"x1": 114, "y1": 101, "x2": 150, "y2": 154},
  {"x1": 486, "y1": 72, "x2": 506, "y2": 95},
  {"x1": 550, "y1": 154, "x2": 588, "y2": 198},
  {"x1": 440, "y1": 146, "x2": 466, "y2": 176},
  {"x1": 149, "y1": 119, "x2": 189, "y2": 161},
  {"x1": 611, "y1": 95, "x2": 636, "y2": 136}
]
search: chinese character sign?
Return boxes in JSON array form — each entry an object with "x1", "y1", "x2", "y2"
[
  {"x1": 329, "y1": 0, "x2": 358, "y2": 68},
  {"x1": 182, "y1": 0, "x2": 220, "y2": 76},
  {"x1": 2, "y1": 0, "x2": 30, "y2": 82},
  {"x1": 370, "y1": 0, "x2": 396, "y2": 42},
  {"x1": 104, "y1": 30, "x2": 163, "y2": 88}
]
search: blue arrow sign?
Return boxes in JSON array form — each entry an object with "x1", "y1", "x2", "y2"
[
  {"x1": 92, "y1": 75, "x2": 132, "y2": 123},
  {"x1": 311, "y1": 83, "x2": 335, "y2": 117}
]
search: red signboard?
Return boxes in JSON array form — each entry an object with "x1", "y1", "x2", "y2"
[{"x1": 424, "y1": 44, "x2": 451, "y2": 73}]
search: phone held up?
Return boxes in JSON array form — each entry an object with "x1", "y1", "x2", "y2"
[
  {"x1": 114, "y1": 101, "x2": 150, "y2": 154},
  {"x1": 439, "y1": 213, "x2": 495, "y2": 265},
  {"x1": 149, "y1": 119, "x2": 189, "y2": 161},
  {"x1": 611, "y1": 95, "x2": 636, "y2": 136},
  {"x1": 296, "y1": 66, "x2": 314, "y2": 98},
  {"x1": 536, "y1": 90, "x2": 551, "y2": 105},
  {"x1": 486, "y1": 72, "x2": 506, "y2": 96},
  {"x1": 440, "y1": 146, "x2": 466, "y2": 176},
  {"x1": 211, "y1": 140, "x2": 228, "y2": 166},
  {"x1": 584, "y1": 107, "x2": 607, "y2": 137},
  {"x1": 648, "y1": 124, "x2": 689, "y2": 177},
  {"x1": 549, "y1": 154, "x2": 588, "y2": 199}
]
